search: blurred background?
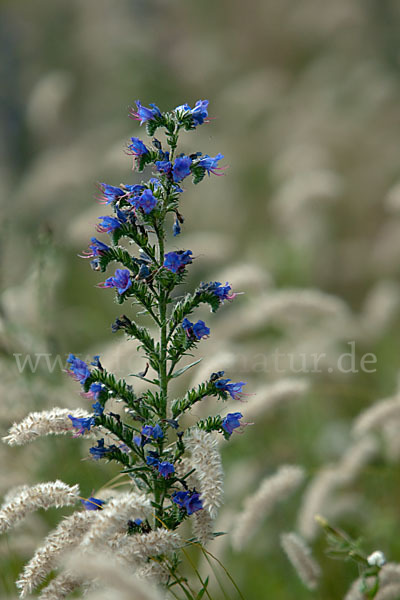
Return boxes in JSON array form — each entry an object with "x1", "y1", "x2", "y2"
[{"x1": 2, "y1": 0, "x2": 400, "y2": 598}]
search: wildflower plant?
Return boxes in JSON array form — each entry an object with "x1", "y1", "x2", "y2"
[{"x1": 1, "y1": 99, "x2": 247, "y2": 598}]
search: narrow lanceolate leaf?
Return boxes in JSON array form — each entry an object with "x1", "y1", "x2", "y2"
[
  {"x1": 196, "y1": 577, "x2": 209, "y2": 599},
  {"x1": 172, "y1": 381, "x2": 217, "y2": 419},
  {"x1": 98, "y1": 246, "x2": 139, "y2": 274},
  {"x1": 118, "y1": 280, "x2": 157, "y2": 314},
  {"x1": 196, "y1": 415, "x2": 224, "y2": 435},
  {"x1": 170, "y1": 359, "x2": 203, "y2": 379},
  {"x1": 125, "y1": 322, "x2": 158, "y2": 354},
  {"x1": 111, "y1": 222, "x2": 156, "y2": 261}
]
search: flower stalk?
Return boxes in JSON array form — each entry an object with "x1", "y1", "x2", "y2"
[{"x1": 2, "y1": 99, "x2": 246, "y2": 599}]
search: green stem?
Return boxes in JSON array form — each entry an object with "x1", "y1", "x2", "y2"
[
  {"x1": 165, "y1": 562, "x2": 197, "y2": 600},
  {"x1": 200, "y1": 549, "x2": 230, "y2": 600},
  {"x1": 181, "y1": 547, "x2": 214, "y2": 600},
  {"x1": 157, "y1": 229, "x2": 168, "y2": 420},
  {"x1": 152, "y1": 123, "x2": 181, "y2": 529},
  {"x1": 153, "y1": 220, "x2": 169, "y2": 528},
  {"x1": 198, "y1": 546, "x2": 246, "y2": 600}
]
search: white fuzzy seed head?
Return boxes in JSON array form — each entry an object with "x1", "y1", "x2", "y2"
[
  {"x1": 66, "y1": 550, "x2": 162, "y2": 600},
  {"x1": 2, "y1": 407, "x2": 93, "y2": 446},
  {"x1": 0, "y1": 481, "x2": 80, "y2": 534},
  {"x1": 297, "y1": 437, "x2": 377, "y2": 540},
  {"x1": 16, "y1": 510, "x2": 98, "y2": 596},
  {"x1": 378, "y1": 562, "x2": 400, "y2": 587},
  {"x1": 80, "y1": 492, "x2": 151, "y2": 549},
  {"x1": 38, "y1": 571, "x2": 82, "y2": 599},
  {"x1": 375, "y1": 583, "x2": 400, "y2": 600},
  {"x1": 185, "y1": 428, "x2": 224, "y2": 520},
  {"x1": 352, "y1": 395, "x2": 400, "y2": 438},
  {"x1": 232, "y1": 465, "x2": 305, "y2": 550},
  {"x1": 114, "y1": 529, "x2": 181, "y2": 565},
  {"x1": 280, "y1": 532, "x2": 321, "y2": 590}
]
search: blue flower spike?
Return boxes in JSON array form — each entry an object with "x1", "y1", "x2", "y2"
[{"x1": 57, "y1": 99, "x2": 252, "y2": 589}]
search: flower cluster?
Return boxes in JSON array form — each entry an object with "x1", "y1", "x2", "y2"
[
  {"x1": 1, "y1": 99, "x2": 249, "y2": 599},
  {"x1": 76, "y1": 98, "x2": 248, "y2": 520}
]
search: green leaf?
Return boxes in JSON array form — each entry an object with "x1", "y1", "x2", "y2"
[
  {"x1": 197, "y1": 415, "x2": 224, "y2": 434},
  {"x1": 195, "y1": 577, "x2": 209, "y2": 600},
  {"x1": 170, "y1": 358, "x2": 203, "y2": 379},
  {"x1": 98, "y1": 246, "x2": 139, "y2": 274},
  {"x1": 172, "y1": 381, "x2": 216, "y2": 419},
  {"x1": 129, "y1": 373, "x2": 159, "y2": 386}
]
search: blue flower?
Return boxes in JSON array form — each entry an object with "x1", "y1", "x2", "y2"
[
  {"x1": 174, "y1": 103, "x2": 191, "y2": 113},
  {"x1": 133, "y1": 518, "x2": 143, "y2": 526},
  {"x1": 125, "y1": 184, "x2": 145, "y2": 194},
  {"x1": 81, "y1": 496, "x2": 105, "y2": 511},
  {"x1": 172, "y1": 490, "x2": 203, "y2": 515},
  {"x1": 146, "y1": 452, "x2": 160, "y2": 467},
  {"x1": 175, "y1": 100, "x2": 209, "y2": 126},
  {"x1": 158, "y1": 461, "x2": 175, "y2": 478},
  {"x1": 182, "y1": 318, "x2": 210, "y2": 340},
  {"x1": 212, "y1": 282, "x2": 236, "y2": 301},
  {"x1": 130, "y1": 101, "x2": 161, "y2": 124},
  {"x1": 92, "y1": 401, "x2": 104, "y2": 416},
  {"x1": 97, "y1": 183, "x2": 124, "y2": 205},
  {"x1": 163, "y1": 250, "x2": 193, "y2": 273},
  {"x1": 96, "y1": 213, "x2": 126, "y2": 234},
  {"x1": 185, "y1": 491, "x2": 203, "y2": 515},
  {"x1": 89, "y1": 439, "x2": 109, "y2": 460},
  {"x1": 91, "y1": 355, "x2": 102, "y2": 368},
  {"x1": 80, "y1": 237, "x2": 110, "y2": 259},
  {"x1": 155, "y1": 160, "x2": 172, "y2": 174},
  {"x1": 81, "y1": 382, "x2": 103, "y2": 401},
  {"x1": 198, "y1": 153, "x2": 225, "y2": 175},
  {"x1": 191, "y1": 100, "x2": 209, "y2": 126},
  {"x1": 88, "y1": 383, "x2": 103, "y2": 398},
  {"x1": 127, "y1": 137, "x2": 149, "y2": 157},
  {"x1": 173, "y1": 217, "x2": 181, "y2": 237},
  {"x1": 172, "y1": 156, "x2": 192, "y2": 183},
  {"x1": 221, "y1": 412, "x2": 243, "y2": 436},
  {"x1": 149, "y1": 177, "x2": 162, "y2": 189},
  {"x1": 214, "y1": 379, "x2": 246, "y2": 400},
  {"x1": 66, "y1": 354, "x2": 91, "y2": 384},
  {"x1": 132, "y1": 189, "x2": 158, "y2": 214},
  {"x1": 141, "y1": 424, "x2": 164, "y2": 439},
  {"x1": 68, "y1": 415, "x2": 95, "y2": 436},
  {"x1": 199, "y1": 281, "x2": 237, "y2": 302},
  {"x1": 135, "y1": 424, "x2": 164, "y2": 447},
  {"x1": 99, "y1": 269, "x2": 132, "y2": 295}
]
